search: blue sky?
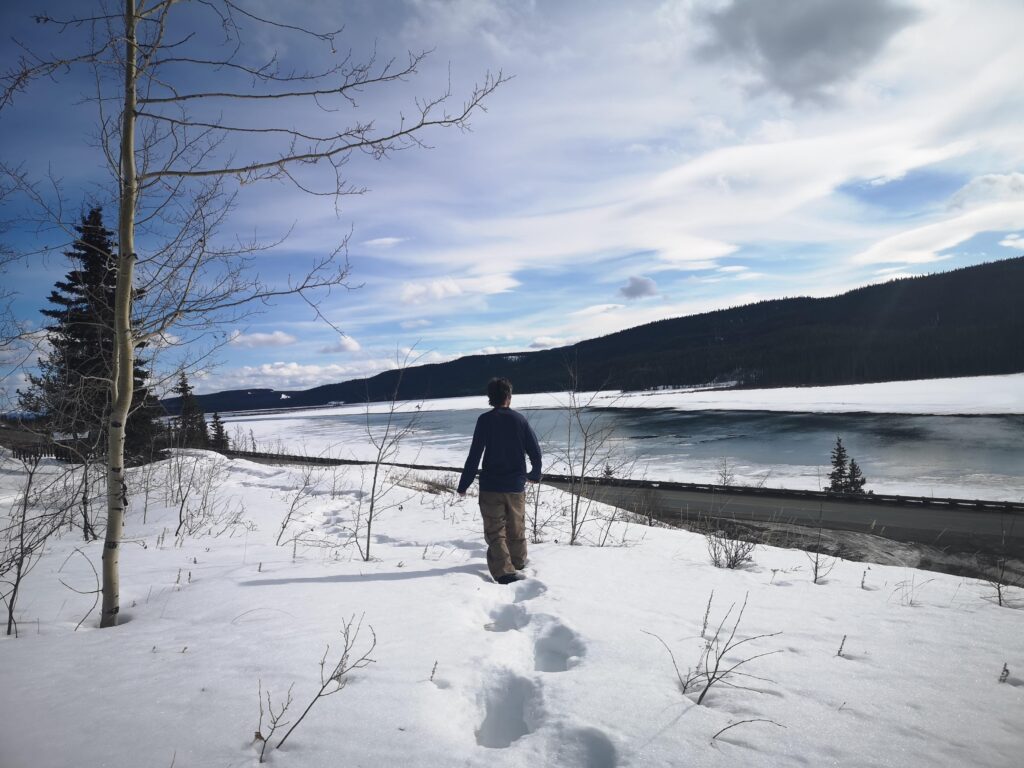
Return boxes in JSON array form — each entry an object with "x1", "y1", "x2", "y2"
[{"x1": 1, "y1": 0, "x2": 1023, "y2": 395}]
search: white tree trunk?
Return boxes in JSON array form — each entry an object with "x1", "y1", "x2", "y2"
[{"x1": 100, "y1": 0, "x2": 137, "y2": 628}]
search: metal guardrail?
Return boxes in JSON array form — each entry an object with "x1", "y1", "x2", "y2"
[{"x1": 219, "y1": 449, "x2": 1024, "y2": 513}]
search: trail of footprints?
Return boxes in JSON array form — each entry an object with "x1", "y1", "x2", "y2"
[{"x1": 475, "y1": 577, "x2": 618, "y2": 767}]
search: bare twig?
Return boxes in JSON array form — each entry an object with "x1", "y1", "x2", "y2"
[
  {"x1": 276, "y1": 614, "x2": 376, "y2": 749},
  {"x1": 712, "y1": 718, "x2": 786, "y2": 742}
]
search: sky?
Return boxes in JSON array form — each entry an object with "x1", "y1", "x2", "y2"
[{"x1": 1, "y1": 0, "x2": 1023, "y2": 395}]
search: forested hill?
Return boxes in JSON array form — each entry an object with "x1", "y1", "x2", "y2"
[{"x1": 178, "y1": 257, "x2": 1024, "y2": 414}]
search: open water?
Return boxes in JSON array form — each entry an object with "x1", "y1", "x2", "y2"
[{"x1": 235, "y1": 407, "x2": 1024, "y2": 501}]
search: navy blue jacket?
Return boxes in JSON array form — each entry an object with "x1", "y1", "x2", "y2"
[{"x1": 458, "y1": 407, "x2": 542, "y2": 494}]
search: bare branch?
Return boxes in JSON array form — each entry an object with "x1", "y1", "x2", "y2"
[
  {"x1": 1, "y1": 38, "x2": 116, "y2": 110},
  {"x1": 276, "y1": 614, "x2": 376, "y2": 750},
  {"x1": 218, "y1": 0, "x2": 343, "y2": 48},
  {"x1": 141, "y1": 70, "x2": 508, "y2": 181},
  {"x1": 138, "y1": 51, "x2": 426, "y2": 105}
]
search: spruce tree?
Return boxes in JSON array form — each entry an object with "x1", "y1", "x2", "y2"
[
  {"x1": 20, "y1": 207, "x2": 117, "y2": 448},
  {"x1": 847, "y1": 458, "x2": 867, "y2": 494},
  {"x1": 172, "y1": 371, "x2": 209, "y2": 448},
  {"x1": 828, "y1": 436, "x2": 849, "y2": 492},
  {"x1": 18, "y1": 207, "x2": 162, "y2": 466},
  {"x1": 209, "y1": 412, "x2": 229, "y2": 451}
]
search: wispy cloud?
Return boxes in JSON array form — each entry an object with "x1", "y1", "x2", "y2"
[
  {"x1": 570, "y1": 304, "x2": 624, "y2": 317},
  {"x1": 362, "y1": 237, "x2": 407, "y2": 248},
  {"x1": 854, "y1": 174, "x2": 1024, "y2": 265},
  {"x1": 399, "y1": 274, "x2": 519, "y2": 304},
  {"x1": 229, "y1": 331, "x2": 298, "y2": 348}
]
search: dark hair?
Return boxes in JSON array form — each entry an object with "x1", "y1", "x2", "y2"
[{"x1": 487, "y1": 377, "x2": 513, "y2": 407}]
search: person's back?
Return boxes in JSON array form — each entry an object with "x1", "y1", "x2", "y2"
[
  {"x1": 458, "y1": 378, "x2": 541, "y2": 584},
  {"x1": 469, "y1": 407, "x2": 539, "y2": 494}
]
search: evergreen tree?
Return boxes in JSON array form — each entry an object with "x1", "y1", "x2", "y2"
[
  {"x1": 172, "y1": 371, "x2": 209, "y2": 448},
  {"x1": 847, "y1": 458, "x2": 867, "y2": 494},
  {"x1": 828, "y1": 436, "x2": 849, "y2": 492},
  {"x1": 18, "y1": 206, "x2": 162, "y2": 464},
  {"x1": 209, "y1": 412, "x2": 229, "y2": 451},
  {"x1": 20, "y1": 208, "x2": 117, "y2": 447}
]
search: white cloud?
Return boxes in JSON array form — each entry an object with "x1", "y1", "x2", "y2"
[
  {"x1": 399, "y1": 274, "x2": 519, "y2": 304},
  {"x1": 318, "y1": 335, "x2": 361, "y2": 354},
  {"x1": 400, "y1": 277, "x2": 461, "y2": 303},
  {"x1": 569, "y1": 303, "x2": 624, "y2": 317},
  {"x1": 196, "y1": 360, "x2": 392, "y2": 393},
  {"x1": 853, "y1": 201, "x2": 1024, "y2": 265},
  {"x1": 362, "y1": 237, "x2": 407, "y2": 248},
  {"x1": 998, "y1": 233, "x2": 1024, "y2": 249},
  {"x1": 229, "y1": 330, "x2": 298, "y2": 348},
  {"x1": 401, "y1": 319, "x2": 432, "y2": 329},
  {"x1": 949, "y1": 173, "x2": 1024, "y2": 210}
]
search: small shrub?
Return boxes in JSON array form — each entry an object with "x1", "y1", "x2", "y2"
[
  {"x1": 705, "y1": 523, "x2": 757, "y2": 569},
  {"x1": 645, "y1": 592, "x2": 780, "y2": 706}
]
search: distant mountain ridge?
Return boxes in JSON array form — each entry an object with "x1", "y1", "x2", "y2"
[{"x1": 171, "y1": 257, "x2": 1024, "y2": 414}]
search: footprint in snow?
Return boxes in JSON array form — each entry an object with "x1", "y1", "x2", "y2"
[
  {"x1": 512, "y1": 579, "x2": 547, "y2": 604},
  {"x1": 475, "y1": 671, "x2": 543, "y2": 749},
  {"x1": 533, "y1": 618, "x2": 586, "y2": 672},
  {"x1": 485, "y1": 603, "x2": 530, "y2": 632},
  {"x1": 549, "y1": 726, "x2": 618, "y2": 768}
]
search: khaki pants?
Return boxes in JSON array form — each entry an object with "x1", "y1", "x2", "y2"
[{"x1": 479, "y1": 491, "x2": 528, "y2": 581}]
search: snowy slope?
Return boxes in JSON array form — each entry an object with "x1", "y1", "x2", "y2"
[{"x1": 1, "y1": 452, "x2": 1021, "y2": 767}]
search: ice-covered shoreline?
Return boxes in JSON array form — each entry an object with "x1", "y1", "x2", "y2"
[
  {"x1": 218, "y1": 374, "x2": 1024, "y2": 501},
  {"x1": 227, "y1": 373, "x2": 1024, "y2": 419}
]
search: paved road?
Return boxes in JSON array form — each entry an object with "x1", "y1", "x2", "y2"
[
  {"x1": 544, "y1": 481, "x2": 1024, "y2": 557},
  {"x1": 214, "y1": 449, "x2": 1022, "y2": 557}
]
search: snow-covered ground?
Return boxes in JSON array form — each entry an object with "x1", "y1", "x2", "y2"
[{"x1": 1, "y1": 451, "x2": 1021, "y2": 767}]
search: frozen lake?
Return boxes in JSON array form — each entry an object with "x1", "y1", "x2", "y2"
[{"x1": 224, "y1": 405, "x2": 1024, "y2": 501}]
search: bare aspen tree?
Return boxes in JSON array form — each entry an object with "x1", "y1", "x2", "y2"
[
  {"x1": 355, "y1": 348, "x2": 421, "y2": 561},
  {"x1": 556, "y1": 364, "x2": 625, "y2": 545},
  {"x1": 1, "y1": 454, "x2": 70, "y2": 636},
  {"x1": 2, "y1": 1, "x2": 504, "y2": 626}
]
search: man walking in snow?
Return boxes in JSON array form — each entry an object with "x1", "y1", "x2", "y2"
[{"x1": 458, "y1": 377, "x2": 542, "y2": 584}]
